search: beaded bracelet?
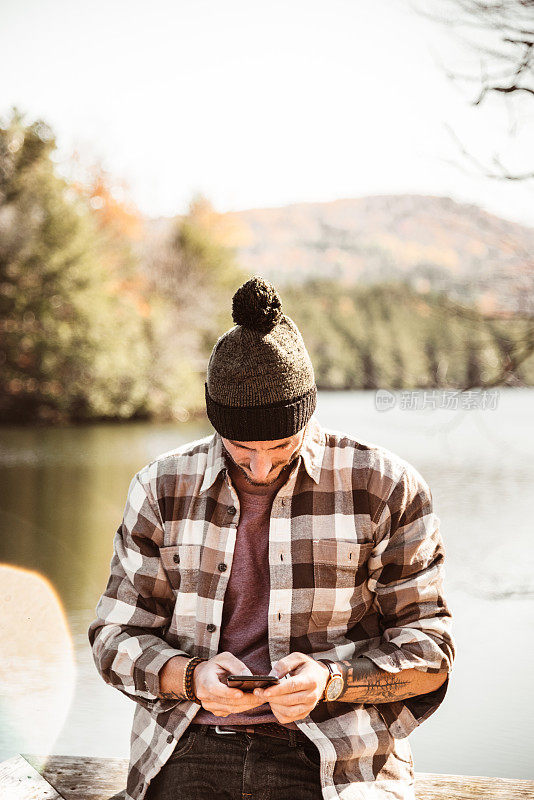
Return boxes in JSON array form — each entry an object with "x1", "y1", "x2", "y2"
[{"x1": 182, "y1": 656, "x2": 206, "y2": 703}]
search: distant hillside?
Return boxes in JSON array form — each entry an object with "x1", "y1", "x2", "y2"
[
  {"x1": 140, "y1": 199, "x2": 534, "y2": 394},
  {"x1": 218, "y1": 195, "x2": 534, "y2": 316}
]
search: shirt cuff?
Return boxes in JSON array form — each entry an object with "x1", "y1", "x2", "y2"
[{"x1": 134, "y1": 644, "x2": 190, "y2": 699}]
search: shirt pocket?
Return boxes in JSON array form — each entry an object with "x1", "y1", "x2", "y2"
[
  {"x1": 160, "y1": 543, "x2": 201, "y2": 591},
  {"x1": 311, "y1": 538, "x2": 374, "y2": 628}
]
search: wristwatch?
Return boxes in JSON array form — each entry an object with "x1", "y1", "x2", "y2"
[{"x1": 318, "y1": 659, "x2": 344, "y2": 702}]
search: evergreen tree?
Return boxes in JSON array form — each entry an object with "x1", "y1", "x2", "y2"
[{"x1": 0, "y1": 108, "x2": 150, "y2": 423}]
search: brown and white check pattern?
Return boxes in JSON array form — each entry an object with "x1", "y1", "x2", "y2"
[{"x1": 88, "y1": 414, "x2": 455, "y2": 800}]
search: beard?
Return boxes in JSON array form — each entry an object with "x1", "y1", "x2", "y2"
[{"x1": 222, "y1": 441, "x2": 303, "y2": 487}]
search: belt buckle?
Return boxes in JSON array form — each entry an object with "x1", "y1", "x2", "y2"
[{"x1": 214, "y1": 725, "x2": 238, "y2": 735}]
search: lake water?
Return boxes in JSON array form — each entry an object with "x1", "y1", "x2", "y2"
[{"x1": 1, "y1": 388, "x2": 533, "y2": 780}]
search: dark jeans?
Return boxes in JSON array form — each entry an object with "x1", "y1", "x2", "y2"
[{"x1": 145, "y1": 723, "x2": 323, "y2": 800}]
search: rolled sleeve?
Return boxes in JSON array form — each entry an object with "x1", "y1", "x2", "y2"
[
  {"x1": 364, "y1": 466, "x2": 455, "y2": 737},
  {"x1": 87, "y1": 471, "x2": 189, "y2": 714}
]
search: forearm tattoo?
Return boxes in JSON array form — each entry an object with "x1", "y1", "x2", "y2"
[
  {"x1": 157, "y1": 691, "x2": 186, "y2": 700},
  {"x1": 336, "y1": 657, "x2": 421, "y2": 703}
]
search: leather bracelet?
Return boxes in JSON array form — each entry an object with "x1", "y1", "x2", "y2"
[{"x1": 183, "y1": 656, "x2": 206, "y2": 703}]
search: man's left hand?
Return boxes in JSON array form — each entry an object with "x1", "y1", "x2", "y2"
[{"x1": 253, "y1": 652, "x2": 330, "y2": 724}]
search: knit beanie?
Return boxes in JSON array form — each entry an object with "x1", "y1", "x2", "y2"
[{"x1": 205, "y1": 276, "x2": 317, "y2": 441}]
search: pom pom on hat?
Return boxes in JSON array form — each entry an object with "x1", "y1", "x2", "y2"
[{"x1": 232, "y1": 276, "x2": 283, "y2": 334}]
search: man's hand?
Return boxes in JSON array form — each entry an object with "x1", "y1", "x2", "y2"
[
  {"x1": 252, "y1": 652, "x2": 330, "y2": 724},
  {"x1": 192, "y1": 652, "x2": 267, "y2": 717}
]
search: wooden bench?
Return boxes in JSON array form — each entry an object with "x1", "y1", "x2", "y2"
[{"x1": 1, "y1": 754, "x2": 533, "y2": 799}]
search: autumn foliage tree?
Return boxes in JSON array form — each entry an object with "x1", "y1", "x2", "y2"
[
  {"x1": 139, "y1": 195, "x2": 248, "y2": 418},
  {"x1": 0, "y1": 110, "x2": 249, "y2": 424}
]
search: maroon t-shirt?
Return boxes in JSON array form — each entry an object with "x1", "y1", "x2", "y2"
[{"x1": 194, "y1": 458, "x2": 299, "y2": 728}]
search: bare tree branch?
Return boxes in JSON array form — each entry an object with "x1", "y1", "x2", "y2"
[
  {"x1": 417, "y1": 0, "x2": 534, "y2": 180},
  {"x1": 442, "y1": 123, "x2": 534, "y2": 179},
  {"x1": 474, "y1": 83, "x2": 534, "y2": 102}
]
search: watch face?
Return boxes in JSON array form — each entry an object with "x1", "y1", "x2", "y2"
[{"x1": 326, "y1": 675, "x2": 344, "y2": 701}]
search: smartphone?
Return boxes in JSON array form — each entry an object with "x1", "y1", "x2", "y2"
[{"x1": 226, "y1": 674, "x2": 280, "y2": 691}]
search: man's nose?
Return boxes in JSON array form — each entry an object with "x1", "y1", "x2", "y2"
[{"x1": 249, "y1": 452, "x2": 273, "y2": 479}]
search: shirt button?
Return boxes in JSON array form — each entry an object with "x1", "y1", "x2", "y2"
[
  {"x1": 207, "y1": 623, "x2": 216, "y2": 632},
  {"x1": 218, "y1": 562, "x2": 227, "y2": 572},
  {"x1": 173, "y1": 553, "x2": 180, "y2": 564},
  {"x1": 228, "y1": 506, "x2": 236, "y2": 515},
  {"x1": 167, "y1": 734, "x2": 174, "y2": 743}
]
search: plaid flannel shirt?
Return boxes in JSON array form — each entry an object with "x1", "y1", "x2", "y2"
[{"x1": 88, "y1": 414, "x2": 455, "y2": 800}]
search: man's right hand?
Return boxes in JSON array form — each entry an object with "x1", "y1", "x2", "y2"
[{"x1": 193, "y1": 652, "x2": 267, "y2": 716}]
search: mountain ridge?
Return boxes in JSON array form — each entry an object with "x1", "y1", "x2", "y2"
[{"x1": 148, "y1": 194, "x2": 534, "y2": 315}]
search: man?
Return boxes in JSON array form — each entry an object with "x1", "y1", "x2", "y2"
[{"x1": 88, "y1": 276, "x2": 455, "y2": 800}]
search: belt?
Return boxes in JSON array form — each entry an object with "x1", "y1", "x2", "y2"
[{"x1": 190, "y1": 722, "x2": 310, "y2": 745}]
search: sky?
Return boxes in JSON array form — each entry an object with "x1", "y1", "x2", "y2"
[{"x1": 1, "y1": 0, "x2": 533, "y2": 225}]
